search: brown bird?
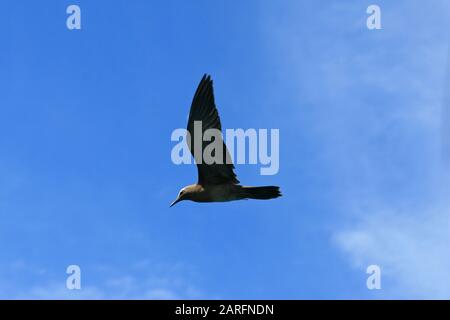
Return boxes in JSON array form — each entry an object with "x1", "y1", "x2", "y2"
[{"x1": 170, "y1": 74, "x2": 282, "y2": 207}]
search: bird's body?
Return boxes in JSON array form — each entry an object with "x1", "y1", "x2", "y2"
[
  {"x1": 170, "y1": 74, "x2": 281, "y2": 207},
  {"x1": 178, "y1": 184, "x2": 243, "y2": 203}
]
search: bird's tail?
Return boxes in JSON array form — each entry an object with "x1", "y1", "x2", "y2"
[{"x1": 240, "y1": 186, "x2": 282, "y2": 200}]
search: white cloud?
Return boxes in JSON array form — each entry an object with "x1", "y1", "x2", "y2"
[
  {"x1": 335, "y1": 202, "x2": 450, "y2": 299},
  {"x1": 261, "y1": 0, "x2": 450, "y2": 298},
  {"x1": 2, "y1": 276, "x2": 199, "y2": 300},
  {"x1": 28, "y1": 283, "x2": 106, "y2": 300},
  {"x1": 0, "y1": 261, "x2": 205, "y2": 300}
]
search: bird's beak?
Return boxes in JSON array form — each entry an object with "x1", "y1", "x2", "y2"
[{"x1": 170, "y1": 197, "x2": 182, "y2": 207}]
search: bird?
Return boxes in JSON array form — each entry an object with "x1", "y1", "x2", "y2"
[{"x1": 170, "y1": 74, "x2": 282, "y2": 207}]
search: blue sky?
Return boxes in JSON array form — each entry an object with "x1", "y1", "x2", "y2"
[{"x1": 0, "y1": 0, "x2": 449, "y2": 299}]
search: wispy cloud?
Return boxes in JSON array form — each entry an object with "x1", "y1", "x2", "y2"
[
  {"x1": 326, "y1": 1, "x2": 450, "y2": 299},
  {"x1": 335, "y1": 200, "x2": 450, "y2": 299},
  {"x1": 262, "y1": 0, "x2": 450, "y2": 298},
  {"x1": 0, "y1": 260, "x2": 206, "y2": 300}
]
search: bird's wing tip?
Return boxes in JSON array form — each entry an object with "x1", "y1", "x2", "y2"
[{"x1": 202, "y1": 73, "x2": 212, "y2": 82}]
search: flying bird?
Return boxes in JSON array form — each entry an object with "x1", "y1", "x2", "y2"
[{"x1": 170, "y1": 74, "x2": 281, "y2": 207}]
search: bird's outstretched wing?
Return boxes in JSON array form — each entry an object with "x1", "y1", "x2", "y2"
[{"x1": 187, "y1": 74, "x2": 239, "y2": 185}]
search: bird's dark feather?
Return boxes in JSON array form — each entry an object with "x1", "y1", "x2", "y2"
[{"x1": 187, "y1": 74, "x2": 239, "y2": 185}]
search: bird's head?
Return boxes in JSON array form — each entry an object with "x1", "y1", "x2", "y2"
[{"x1": 170, "y1": 186, "x2": 195, "y2": 207}]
